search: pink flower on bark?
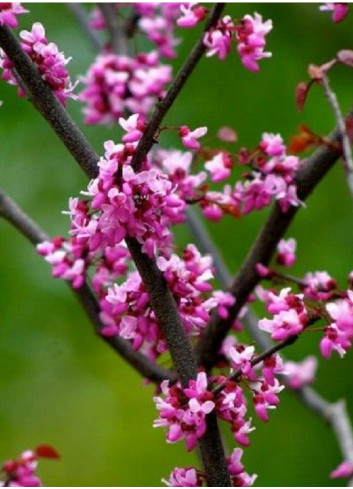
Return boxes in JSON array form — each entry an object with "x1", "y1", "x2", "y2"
[
  {"x1": 0, "y1": 3, "x2": 27, "y2": 28},
  {"x1": 0, "y1": 22, "x2": 76, "y2": 105},
  {"x1": 153, "y1": 372, "x2": 215, "y2": 452}
]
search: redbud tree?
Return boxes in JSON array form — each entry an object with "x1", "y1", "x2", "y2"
[{"x1": 1, "y1": 2, "x2": 353, "y2": 487}]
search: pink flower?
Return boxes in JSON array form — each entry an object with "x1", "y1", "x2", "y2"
[
  {"x1": 119, "y1": 113, "x2": 146, "y2": 143},
  {"x1": 320, "y1": 3, "x2": 349, "y2": 22},
  {"x1": 236, "y1": 13, "x2": 273, "y2": 72},
  {"x1": 303, "y1": 271, "x2": 337, "y2": 301},
  {"x1": 179, "y1": 125, "x2": 207, "y2": 150},
  {"x1": 204, "y1": 152, "x2": 232, "y2": 182},
  {"x1": 259, "y1": 308, "x2": 306, "y2": 341},
  {"x1": 0, "y1": 3, "x2": 28, "y2": 28},
  {"x1": 259, "y1": 133, "x2": 286, "y2": 157},
  {"x1": 277, "y1": 238, "x2": 296, "y2": 267},
  {"x1": 284, "y1": 356, "x2": 318, "y2": 389},
  {"x1": 227, "y1": 448, "x2": 257, "y2": 487},
  {"x1": 80, "y1": 52, "x2": 172, "y2": 125},
  {"x1": 163, "y1": 467, "x2": 201, "y2": 487},
  {"x1": 253, "y1": 379, "x2": 284, "y2": 422},
  {"x1": 177, "y1": 3, "x2": 207, "y2": 28},
  {"x1": 203, "y1": 16, "x2": 233, "y2": 60},
  {"x1": 331, "y1": 460, "x2": 353, "y2": 479},
  {"x1": 229, "y1": 345, "x2": 256, "y2": 379}
]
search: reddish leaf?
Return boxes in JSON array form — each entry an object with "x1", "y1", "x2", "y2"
[
  {"x1": 337, "y1": 49, "x2": 353, "y2": 67},
  {"x1": 36, "y1": 445, "x2": 60, "y2": 459},
  {"x1": 289, "y1": 125, "x2": 318, "y2": 154},
  {"x1": 295, "y1": 82, "x2": 310, "y2": 112}
]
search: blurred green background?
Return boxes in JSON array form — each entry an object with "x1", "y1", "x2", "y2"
[{"x1": 1, "y1": 3, "x2": 353, "y2": 486}]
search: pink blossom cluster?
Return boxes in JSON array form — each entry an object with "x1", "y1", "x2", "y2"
[
  {"x1": 153, "y1": 372, "x2": 215, "y2": 451},
  {"x1": 235, "y1": 13, "x2": 273, "y2": 72},
  {"x1": 321, "y1": 290, "x2": 353, "y2": 359},
  {"x1": 99, "y1": 246, "x2": 233, "y2": 358},
  {"x1": 154, "y1": 132, "x2": 302, "y2": 224},
  {"x1": 0, "y1": 2, "x2": 27, "y2": 28},
  {"x1": 0, "y1": 450, "x2": 41, "y2": 487},
  {"x1": 80, "y1": 52, "x2": 172, "y2": 125},
  {"x1": 320, "y1": 3, "x2": 349, "y2": 23},
  {"x1": 203, "y1": 12, "x2": 272, "y2": 72},
  {"x1": 177, "y1": 3, "x2": 208, "y2": 29},
  {"x1": 154, "y1": 356, "x2": 284, "y2": 481},
  {"x1": 258, "y1": 288, "x2": 308, "y2": 341},
  {"x1": 136, "y1": 3, "x2": 182, "y2": 59},
  {"x1": 38, "y1": 117, "x2": 235, "y2": 360},
  {"x1": 0, "y1": 22, "x2": 76, "y2": 105},
  {"x1": 163, "y1": 448, "x2": 256, "y2": 487},
  {"x1": 256, "y1": 243, "x2": 353, "y2": 360}
]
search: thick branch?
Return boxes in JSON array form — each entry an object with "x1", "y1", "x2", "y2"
[
  {"x1": 130, "y1": 3, "x2": 225, "y2": 172},
  {"x1": 0, "y1": 188, "x2": 172, "y2": 383},
  {"x1": 197, "y1": 118, "x2": 350, "y2": 369}
]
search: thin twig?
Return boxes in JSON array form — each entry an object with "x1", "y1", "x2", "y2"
[
  {"x1": 212, "y1": 335, "x2": 298, "y2": 396},
  {"x1": 99, "y1": 4, "x2": 128, "y2": 54},
  {"x1": 197, "y1": 114, "x2": 352, "y2": 369},
  {"x1": 321, "y1": 74, "x2": 353, "y2": 204},
  {"x1": 130, "y1": 3, "x2": 225, "y2": 172},
  {"x1": 0, "y1": 188, "x2": 173, "y2": 384},
  {"x1": 67, "y1": 4, "x2": 103, "y2": 52}
]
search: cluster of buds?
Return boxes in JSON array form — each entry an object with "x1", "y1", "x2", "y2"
[
  {"x1": 0, "y1": 22, "x2": 76, "y2": 105},
  {"x1": 80, "y1": 52, "x2": 172, "y2": 125}
]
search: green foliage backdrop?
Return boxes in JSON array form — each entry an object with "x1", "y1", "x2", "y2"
[{"x1": 1, "y1": 3, "x2": 353, "y2": 486}]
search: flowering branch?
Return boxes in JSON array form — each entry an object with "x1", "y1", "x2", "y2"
[
  {"x1": 0, "y1": 13, "x2": 231, "y2": 486},
  {"x1": 0, "y1": 187, "x2": 173, "y2": 384},
  {"x1": 197, "y1": 116, "x2": 352, "y2": 369},
  {"x1": 321, "y1": 73, "x2": 353, "y2": 202},
  {"x1": 130, "y1": 3, "x2": 225, "y2": 172}
]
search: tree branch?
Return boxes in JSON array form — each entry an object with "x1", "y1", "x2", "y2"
[
  {"x1": 321, "y1": 74, "x2": 353, "y2": 203},
  {"x1": 0, "y1": 187, "x2": 173, "y2": 384},
  {"x1": 197, "y1": 116, "x2": 351, "y2": 369},
  {"x1": 0, "y1": 13, "x2": 231, "y2": 484},
  {"x1": 130, "y1": 3, "x2": 225, "y2": 172}
]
